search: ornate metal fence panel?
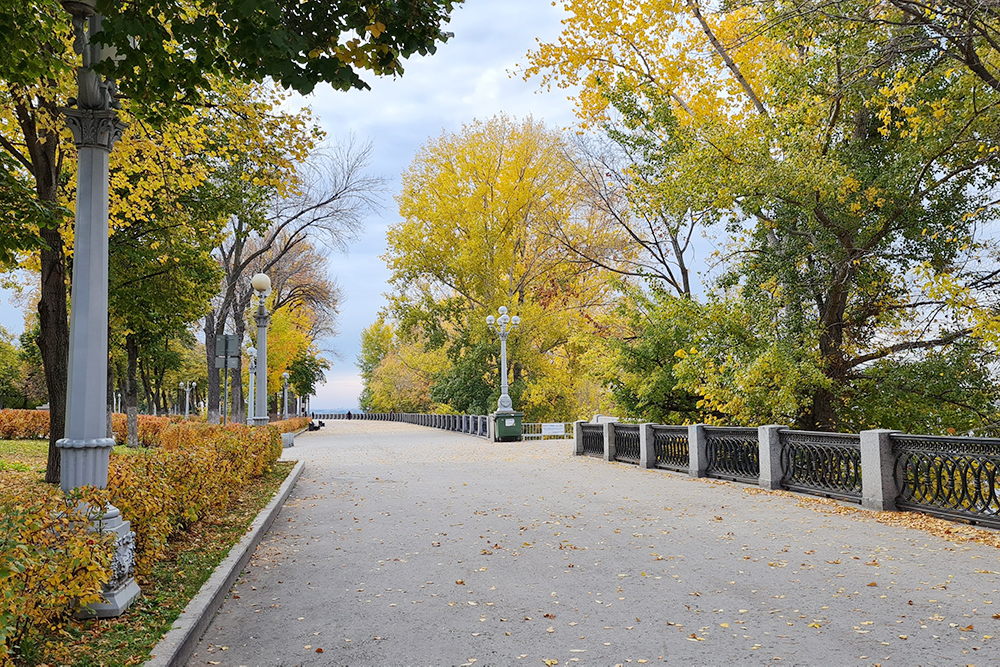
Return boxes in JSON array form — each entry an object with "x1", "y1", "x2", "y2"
[
  {"x1": 893, "y1": 434, "x2": 1000, "y2": 527},
  {"x1": 581, "y1": 424, "x2": 604, "y2": 457},
  {"x1": 780, "y1": 430, "x2": 862, "y2": 502},
  {"x1": 652, "y1": 425, "x2": 688, "y2": 473},
  {"x1": 705, "y1": 427, "x2": 759, "y2": 483},
  {"x1": 614, "y1": 425, "x2": 641, "y2": 465}
]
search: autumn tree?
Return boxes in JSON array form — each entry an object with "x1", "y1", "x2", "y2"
[
  {"x1": 376, "y1": 115, "x2": 611, "y2": 421},
  {"x1": 204, "y1": 141, "x2": 376, "y2": 423},
  {"x1": 526, "y1": 0, "x2": 1000, "y2": 431},
  {"x1": 358, "y1": 317, "x2": 448, "y2": 413},
  {"x1": 0, "y1": 0, "x2": 457, "y2": 481}
]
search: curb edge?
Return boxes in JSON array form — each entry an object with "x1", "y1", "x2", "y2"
[{"x1": 144, "y1": 459, "x2": 305, "y2": 667}]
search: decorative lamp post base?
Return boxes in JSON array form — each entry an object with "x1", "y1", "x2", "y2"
[
  {"x1": 249, "y1": 416, "x2": 270, "y2": 427},
  {"x1": 81, "y1": 505, "x2": 141, "y2": 618},
  {"x1": 57, "y1": 438, "x2": 141, "y2": 618}
]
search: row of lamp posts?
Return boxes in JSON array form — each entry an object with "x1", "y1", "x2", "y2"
[{"x1": 52, "y1": 0, "x2": 511, "y2": 618}]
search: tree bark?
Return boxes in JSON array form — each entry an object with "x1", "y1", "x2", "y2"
[
  {"x1": 125, "y1": 334, "x2": 139, "y2": 447},
  {"x1": 38, "y1": 223, "x2": 68, "y2": 482},
  {"x1": 205, "y1": 312, "x2": 220, "y2": 424}
]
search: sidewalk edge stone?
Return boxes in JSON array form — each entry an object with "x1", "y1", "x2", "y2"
[{"x1": 144, "y1": 459, "x2": 305, "y2": 667}]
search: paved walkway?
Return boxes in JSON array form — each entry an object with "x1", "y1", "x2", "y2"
[{"x1": 190, "y1": 422, "x2": 1000, "y2": 666}]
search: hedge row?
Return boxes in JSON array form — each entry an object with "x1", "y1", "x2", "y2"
[
  {"x1": 0, "y1": 417, "x2": 307, "y2": 662},
  {"x1": 0, "y1": 409, "x2": 175, "y2": 444},
  {"x1": 0, "y1": 409, "x2": 309, "y2": 445},
  {"x1": 108, "y1": 421, "x2": 287, "y2": 573}
]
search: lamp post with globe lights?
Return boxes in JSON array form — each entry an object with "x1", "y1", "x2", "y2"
[
  {"x1": 51, "y1": 0, "x2": 140, "y2": 618},
  {"x1": 247, "y1": 347, "x2": 257, "y2": 424},
  {"x1": 486, "y1": 306, "x2": 524, "y2": 441},
  {"x1": 251, "y1": 273, "x2": 271, "y2": 425},
  {"x1": 180, "y1": 381, "x2": 196, "y2": 419}
]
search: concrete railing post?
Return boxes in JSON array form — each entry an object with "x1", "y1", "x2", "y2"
[
  {"x1": 603, "y1": 421, "x2": 616, "y2": 462},
  {"x1": 688, "y1": 423, "x2": 707, "y2": 477},
  {"x1": 573, "y1": 420, "x2": 586, "y2": 455},
  {"x1": 758, "y1": 425, "x2": 786, "y2": 490},
  {"x1": 861, "y1": 429, "x2": 899, "y2": 511},
  {"x1": 639, "y1": 423, "x2": 655, "y2": 469}
]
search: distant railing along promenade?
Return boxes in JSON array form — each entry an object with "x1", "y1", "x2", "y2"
[{"x1": 313, "y1": 411, "x2": 573, "y2": 442}]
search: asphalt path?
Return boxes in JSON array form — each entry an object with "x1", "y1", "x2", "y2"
[{"x1": 188, "y1": 421, "x2": 1000, "y2": 666}]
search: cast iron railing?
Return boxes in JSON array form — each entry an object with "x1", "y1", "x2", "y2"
[
  {"x1": 652, "y1": 425, "x2": 688, "y2": 473},
  {"x1": 779, "y1": 429, "x2": 862, "y2": 502},
  {"x1": 614, "y1": 425, "x2": 640, "y2": 465},
  {"x1": 705, "y1": 426, "x2": 759, "y2": 483},
  {"x1": 581, "y1": 424, "x2": 604, "y2": 457},
  {"x1": 893, "y1": 434, "x2": 1000, "y2": 528}
]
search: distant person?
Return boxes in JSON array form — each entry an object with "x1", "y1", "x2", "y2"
[{"x1": 347, "y1": 410, "x2": 353, "y2": 420}]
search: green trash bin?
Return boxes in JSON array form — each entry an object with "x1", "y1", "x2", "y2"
[{"x1": 493, "y1": 412, "x2": 523, "y2": 441}]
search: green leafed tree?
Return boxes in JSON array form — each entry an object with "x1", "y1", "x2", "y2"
[
  {"x1": 0, "y1": 0, "x2": 457, "y2": 480},
  {"x1": 527, "y1": 0, "x2": 1000, "y2": 431}
]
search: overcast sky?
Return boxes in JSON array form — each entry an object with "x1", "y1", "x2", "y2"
[{"x1": 0, "y1": 1, "x2": 579, "y2": 411}]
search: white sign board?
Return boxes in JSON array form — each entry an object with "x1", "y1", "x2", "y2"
[
  {"x1": 505, "y1": 418, "x2": 515, "y2": 427},
  {"x1": 541, "y1": 423, "x2": 564, "y2": 436}
]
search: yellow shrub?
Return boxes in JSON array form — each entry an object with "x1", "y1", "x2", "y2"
[
  {"x1": 106, "y1": 422, "x2": 282, "y2": 575},
  {"x1": 0, "y1": 480, "x2": 114, "y2": 663},
  {"x1": 0, "y1": 410, "x2": 50, "y2": 440},
  {"x1": 270, "y1": 417, "x2": 310, "y2": 434},
  {"x1": 110, "y1": 414, "x2": 172, "y2": 447}
]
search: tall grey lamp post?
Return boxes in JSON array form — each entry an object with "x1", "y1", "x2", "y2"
[
  {"x1": 486, "y1": 306, "x2": 524, "y2": 441},
  {"x1": 247, "y1": 346, "x2": 257, "y2": 424},
  {"x1": 282, "y1": 371, "x2": 290, "y2": 419},
  {"x1": 251, "y1": 273, "x2": 271, "y2": 426},
  {"x1": 180, "y1": 381, "x2": 195, "y2": 419},
  {"x1": 53, "y1": 0, "x2": 140, "y2": 617}
]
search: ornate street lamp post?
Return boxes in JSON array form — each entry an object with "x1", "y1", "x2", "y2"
[
  {"x1": 250, "y1": 273, "x2": 271, "y2": 426},
  {"x1": 180, "y1": 381, "x2": 196, "y2": 419},
  {"x1": 486, "y1": 306, "x2": 523, "y2": 441},
  {"x1": 53, "y1": 0, "x2": 140, "y2": 617},
  {"x1": 246, "y1": 347, "x2": 257, "y2": 424},
  {"x1": 282, "y1": 371, "x2": 290, "y2": 420}
]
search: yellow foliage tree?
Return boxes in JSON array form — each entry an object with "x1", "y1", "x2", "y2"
[{"x1": 378, "y1": 114, "x2": 614, "y2": 421}]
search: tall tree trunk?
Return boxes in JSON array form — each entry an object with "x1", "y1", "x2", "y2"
[
  {"x1": 10, "y1": 98, "x2": 68, "y2": 484},
  {"x1": 808, "y1": 265, "x2": 853, "y2": 431},
  {"x1": 38, "y1": 199, "x2": 68, "y2": 483},
  {"x1": 230, "y1": 313, "x2": 247, "y2": 423},
  {"x1": 126, "y1": 334, "x2": 139, "y2": 447},
  {"x1": 205, "y1": 312, "x2": 220, "y2": 424}
]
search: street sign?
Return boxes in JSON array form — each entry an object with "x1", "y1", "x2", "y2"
[
  {"x1": 214, "y1": 334, "x2": 241, "y2": 425},
  {"x1": 215, "y1": 334, "x2": 240, "y2": 358},
  {"x1": 541, "y1": 423, "x2": 564, "y2": 436}
]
